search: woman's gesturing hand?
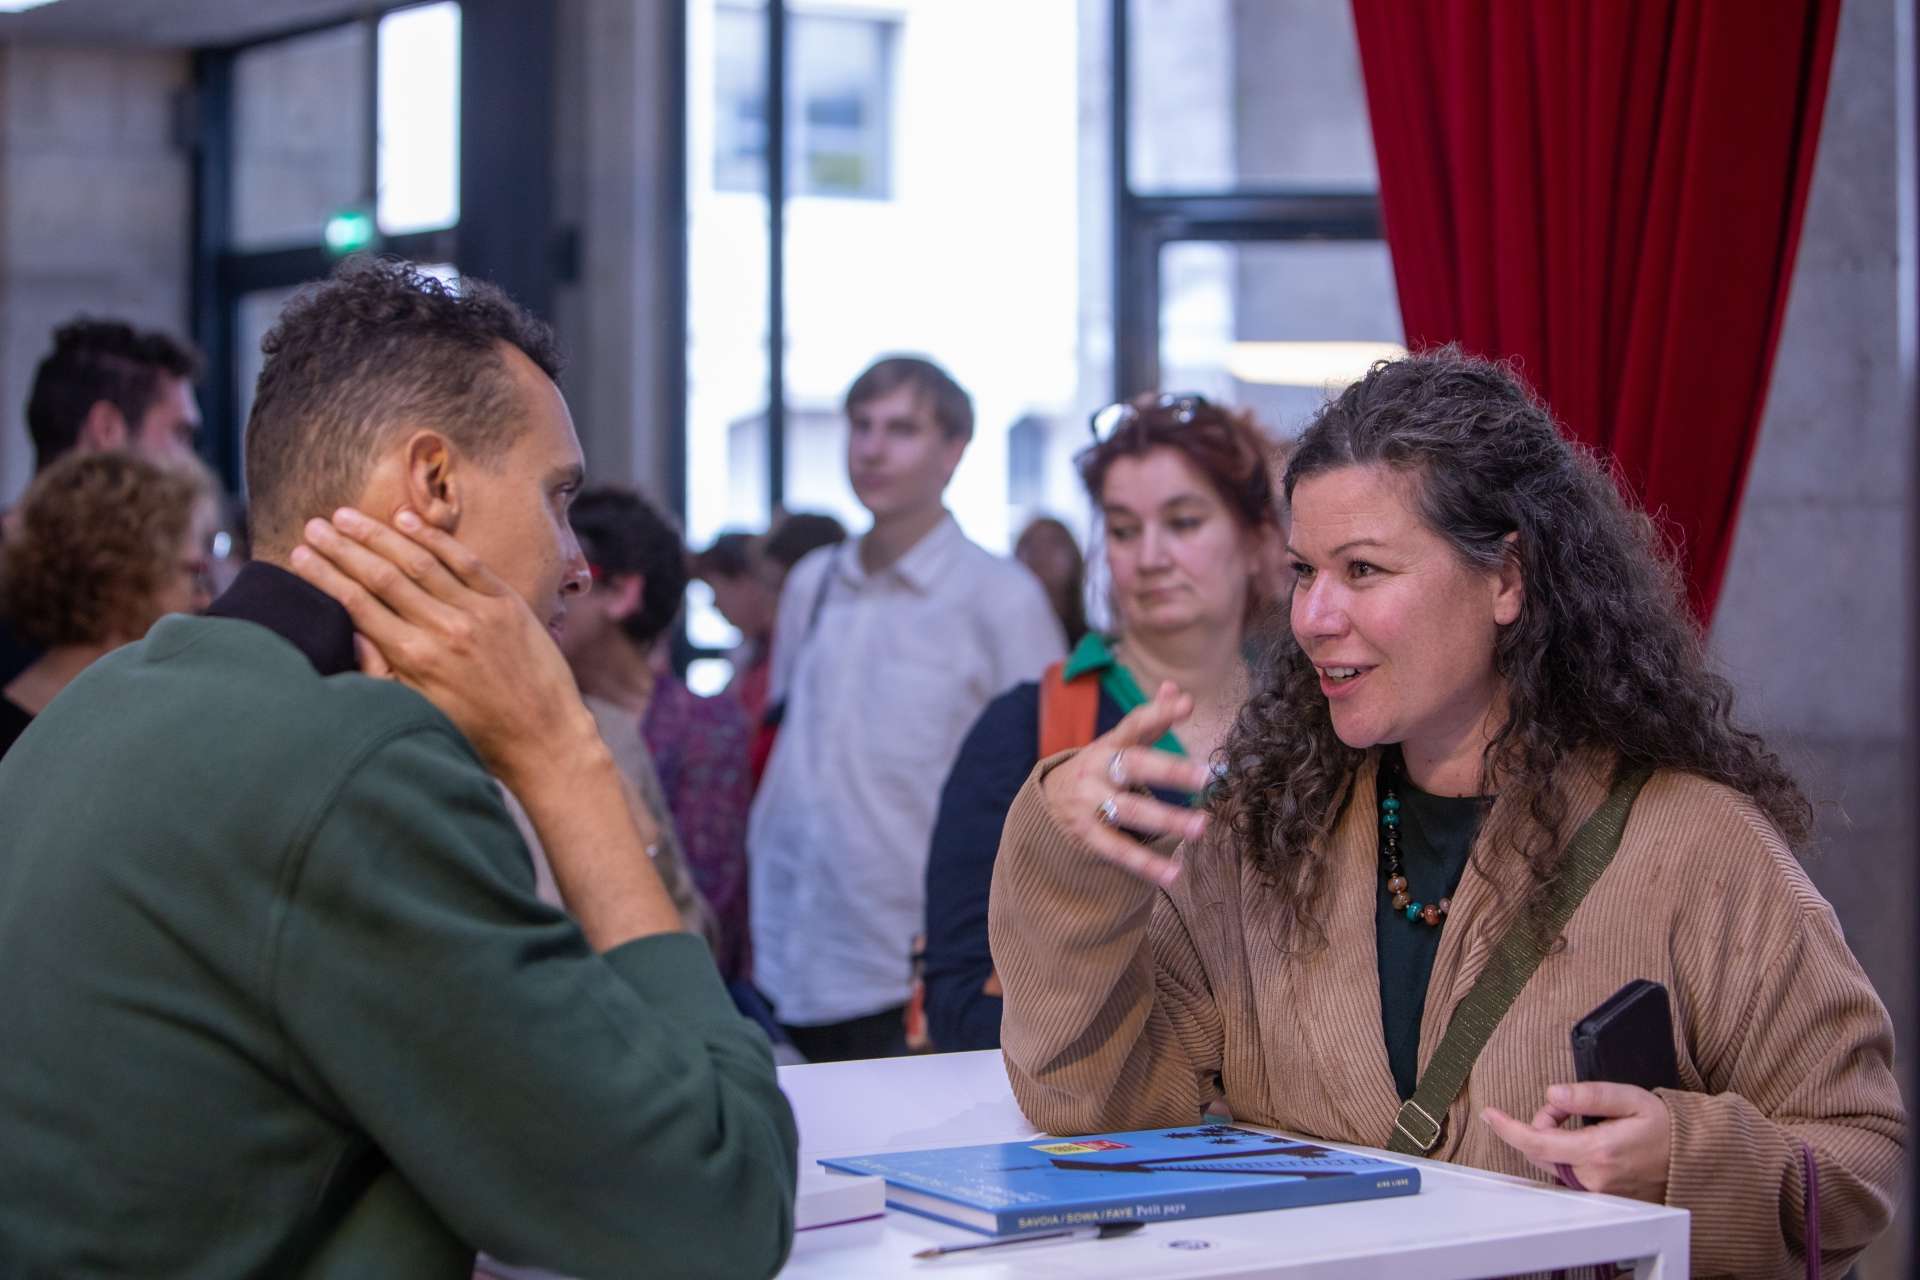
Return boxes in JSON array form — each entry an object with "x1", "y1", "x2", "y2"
[
  {"x1": 1482, "y1": 1082, "x2": 1671, "y2": 1203},
  {"x1": 1040, "y1": 681, "x2": 1216, "y2": 887}
]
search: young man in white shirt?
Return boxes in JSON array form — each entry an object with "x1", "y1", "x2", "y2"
[{"x1": 749, "y1": 356, "x2": 1065, "y2": 1061}]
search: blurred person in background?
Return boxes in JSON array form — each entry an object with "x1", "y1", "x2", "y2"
[
  {"x1": 761, "y1": 510, "x2": 847, "y2": 576},
  {"x1": 745, "y1": 511, "x2": 848, "y2": 786},
  {"x1": 693, "y1": 531, "x2": 781, "y2": 727},
  {"x1": 922, "y1": 395, "x2": 1283, "y2": 1050},
  {"x1": 1014, "y1": 514, "x2": 1088, "y2": 649},
  {"x1": 1, "y1": 450, "x2": 216, "y2": 759},
  {"x1": 559, "y1": 487, "x2": 753, "y2": 986},
  {"x1": 748, "y1": 355, "x2": 1064, "y2": 1062},
  {"x1": 2, "y1": 318, "x2": 206, "y2": 683},
  {"x1": 24, "y1": 317, "x2": 204, "y2": 474}
]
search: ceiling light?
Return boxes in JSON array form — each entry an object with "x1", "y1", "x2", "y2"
[{"x1": 1226, "y1": 340, "x2": 1408, "y2": 388}]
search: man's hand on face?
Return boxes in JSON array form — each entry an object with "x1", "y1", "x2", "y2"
[
  {"x1": 290, "y1": 507, "x2": 600, "y2": 792},
  {"x1": 292, "y1": 506, "x2": 683, "y2": 949}
]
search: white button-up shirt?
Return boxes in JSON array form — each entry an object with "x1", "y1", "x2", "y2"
[{"x1": 749, "y1": 514, "x2": 1065, "y2": 1026}]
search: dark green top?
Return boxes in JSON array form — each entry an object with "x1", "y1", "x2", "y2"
[
  {"x1": 1374, "y1": 752, "x2": 1488, "y2": 1101},
  {"x1": 0, "y1": 603, "x2": 798, "y2": 1279}
]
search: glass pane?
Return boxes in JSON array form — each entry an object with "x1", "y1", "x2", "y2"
[
  {"x1": 790, "y1": 13, "x2": 893, "y2": 199},
  {"x1": 688, "y1": 0, "x2": 772, "y2": 555},
  {"x1": 232, "y1": 24, "x2": 369, "y2": 251},
  {"x1": 1128, "y1": 0, "x2": 1377, "y2": 193},
  {"x1": 691, "y1": 0, "x2": 1107, "y2": 554},
  {"x1": 710, "y1": 8, "x2": 895, "y2": 200},
  {"x1": 712, "y1": 3, "x2": 767, "y2": 193},
  {"x1": 777, "y1": 0, "x2": 1102, "y2": 552},
  {"x1": 378, "y1": 1, "x2": 462, "y2": 235},
  {"x1": 234, "y1": 284, "x2": 310, "y2": 468},
  {"x1": 1159, "y1": 239, "x2": 1404, "y2": 437}
]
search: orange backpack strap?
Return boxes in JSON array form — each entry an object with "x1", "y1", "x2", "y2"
[{"x1": 1037, "y1": 659, "x2": 1102, "y2": 759}]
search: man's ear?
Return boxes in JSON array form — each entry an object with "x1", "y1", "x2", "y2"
[
  {"x1": 1492, "y1": 531, "x2": 1524, "y2": 627},
  {"x1": 605, "y1": 572, "x2": 646, "y2": 621},
  {"x1": 400, "y1": 431, "x2": 461, "y2": 532},
  {"x1": 77, "y1": 400, "x2": 130, "y2": 453}
]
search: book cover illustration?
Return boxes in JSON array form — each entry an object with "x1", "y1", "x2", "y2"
[{"x1": 818, "y1": 1123, "x2": 1420, "y2": 1236}]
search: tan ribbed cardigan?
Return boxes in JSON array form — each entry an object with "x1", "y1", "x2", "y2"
[{"x1": 989, "y1": 751, "x2": 1905, "y2": 1279}]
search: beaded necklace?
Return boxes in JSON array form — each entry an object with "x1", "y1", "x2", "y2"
[{"x1": 1378, "y1": 753, "x2": 1451, "y2": 928}]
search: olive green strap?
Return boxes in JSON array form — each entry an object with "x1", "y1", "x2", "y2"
[{"x1": 1387, "y1": 765, "x2": 1654, "y2": 1156}]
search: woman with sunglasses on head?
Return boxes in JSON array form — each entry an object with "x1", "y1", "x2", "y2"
[
  {"x1": 988, "y1": 350, "x2": 1902, "y2": 1278},
  {"x1": 920, "y1": 393, "x2": 1284, "y2": 1052}
]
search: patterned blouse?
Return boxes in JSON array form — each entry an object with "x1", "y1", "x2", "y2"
[{"x1": 642, "y1": 675, "x2": 753, "y2": 982}]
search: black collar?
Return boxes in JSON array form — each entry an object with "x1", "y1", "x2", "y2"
[{"x1": 205, "y1": 562, "x2": 359, "y2": 678}]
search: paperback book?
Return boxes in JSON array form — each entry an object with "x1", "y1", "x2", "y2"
[{"x1": 818, "y1": 1123, "x2": 1420, "y2": 1236}]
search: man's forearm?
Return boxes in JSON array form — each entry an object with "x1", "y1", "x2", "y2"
[{"x1": 505, "y1": 735, "x2": 684, "y2": 951}]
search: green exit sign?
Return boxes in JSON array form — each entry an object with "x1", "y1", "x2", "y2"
[{"x1": 324, "y1": 209, "x2": 377, "y2": 257}]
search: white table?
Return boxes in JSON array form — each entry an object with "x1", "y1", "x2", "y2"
[{"x1": 777, "y1": 1051, "x2": 1688, "y2": 1279}]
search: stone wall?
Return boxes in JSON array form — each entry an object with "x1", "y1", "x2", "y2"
[
  {"x1": 549, "y1": 0, "x2": 682, "y2": 506},
  {"x1": 1708, "y1": 1, "x2": 1912, "y2": 1274},
  {"x1": 0, "y1": 43, "x2": 192, "y2": 502}
]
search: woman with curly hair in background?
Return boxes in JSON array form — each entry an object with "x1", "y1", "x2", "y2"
[
  {"x1": 989, "y1": 349, "x2": 1902, "y2": 1278},
  {"x1": 1, "y1": 450, "x2": 216, "y2": 758}
]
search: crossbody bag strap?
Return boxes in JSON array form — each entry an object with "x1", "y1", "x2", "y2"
[
  {"x1": 1387, "y1": 764, "x2": 1655, "y2": 1156},
  {"x1": 1037, "y1": 660, "x2": 1102, "y2": 759}
]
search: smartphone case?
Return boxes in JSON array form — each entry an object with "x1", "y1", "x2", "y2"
[{"x1": 1570, "y1": 978, "x2": 1679, "y2": 1093}]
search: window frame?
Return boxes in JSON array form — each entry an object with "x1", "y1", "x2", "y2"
[
  {"x1": 1106, "y1": 0, "x2": 1386, "y2": 400},
  {"x1": 189, "y1": 1, "x2": 553, "y2": 495},
  {"x1": 190, "y1": 4, "x2": 458, "y2": 492}
]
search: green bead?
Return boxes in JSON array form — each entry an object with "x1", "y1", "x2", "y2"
[
  {"x1": 1382, "y1": 797, "x2": 1400, "y2": 812},
  {"x1": 1382, "y1": 813, "x2": 1398, "y2": 827},
  {"x1": 1405, "y1": 902, "x2": 1422, "y2": 921}
]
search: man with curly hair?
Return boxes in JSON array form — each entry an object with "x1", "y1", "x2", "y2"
[{"x1": 0, "y1": 260, "x2": 798, "y2": 1279}]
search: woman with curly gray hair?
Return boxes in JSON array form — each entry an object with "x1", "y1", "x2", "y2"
[{"x1": 989, "y1": 349, "x2": 1902, "y2": 1278}]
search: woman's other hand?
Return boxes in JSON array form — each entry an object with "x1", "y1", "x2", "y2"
[
  {"x1": 1040, "y1": 681, "x2": 1215, "y2": 887},
  {"x1": 1482, "y1": 1082, "x2": 1671, "y2": 1202}
]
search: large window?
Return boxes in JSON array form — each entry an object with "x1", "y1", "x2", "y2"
[
  {"x1": 682, "y1": 1, "x2": 1397, "y2": 680},
  {"x1": 193, "y1": 2, "x2": 463, "y2": 490},
  {"x1": 685, "y1": 0, "x2": 1399, "y2": 535},
  {"x1": 686, "y1": 0, "x2": 1100, "y2": 560}
]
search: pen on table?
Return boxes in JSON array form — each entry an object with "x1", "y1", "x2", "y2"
[{"x1": 912, "y1": 1221, "x2": 1143, "y2": 1259}]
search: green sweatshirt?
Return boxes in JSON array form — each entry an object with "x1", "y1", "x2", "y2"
[{"x1": 0, "y1": 612, "x2": 797, "y2": 1278}]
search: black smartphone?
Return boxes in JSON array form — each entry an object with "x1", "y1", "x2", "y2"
[{"x1": 1570, "y1": 979, "x2": 1679, "y2": 1094}]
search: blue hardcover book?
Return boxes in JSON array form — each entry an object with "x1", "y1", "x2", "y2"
[{"x1": 818, "y1": 1123, "x2": 1420, "y2": 1236}]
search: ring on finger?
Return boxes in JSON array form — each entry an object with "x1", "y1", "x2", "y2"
[
  {"x1": 1107, "y1": 750, "x2": 1128, "y2": 788},
  {"x1": 1096, "y1": 794, "x2": 1121, "y2": 826}
]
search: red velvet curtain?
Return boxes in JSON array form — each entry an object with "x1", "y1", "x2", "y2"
[{"x1": 1349, "y1": 1, "x2": 1841, "y2": 622}]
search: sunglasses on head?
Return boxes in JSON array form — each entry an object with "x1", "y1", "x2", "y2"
[{"x1": 1087, "y1": 392, "x2": 1212, "y2": 443}]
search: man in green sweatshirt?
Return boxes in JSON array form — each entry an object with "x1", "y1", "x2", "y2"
[{"x1": 0, "y1": 259, "x2": 798, "y2": 1279}]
